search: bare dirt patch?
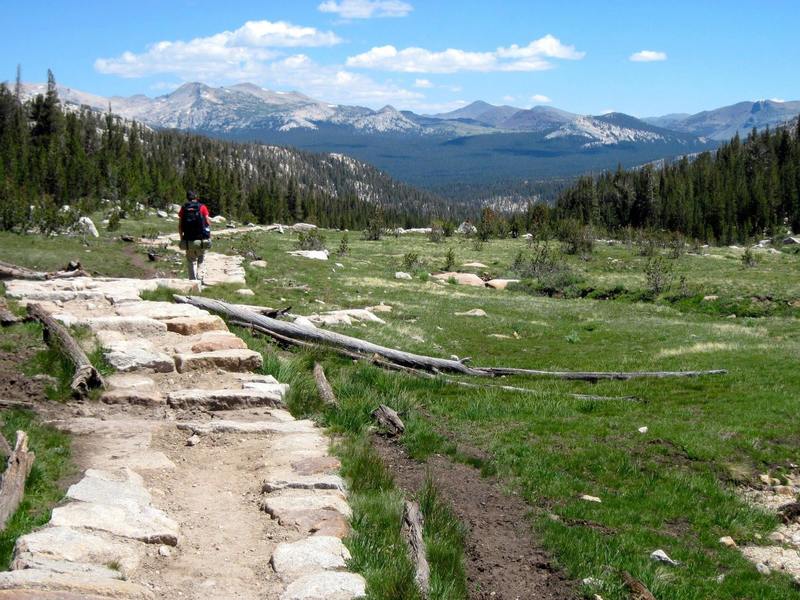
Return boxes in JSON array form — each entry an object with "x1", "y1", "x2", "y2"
[{"x1": 373, "y1": 436, "x2": 576, "y2": 600}]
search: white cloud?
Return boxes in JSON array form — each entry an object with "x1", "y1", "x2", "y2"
[
  {"x1": 530, "y1": 94, "x2": 551, "y2": 103},
  {"x1": 261, "y1": 55, "x2": 423, "y2": 105},
  {"x1": 95, "y1": 20, "x2": 342, "y2": 79},
  {"x1": 346, "y1": 34, "x2": 584, "y2": 73},
  {"x1": 318, "y1": 0, "x2": 412, "y2": 18},
  {"x1": 629, "y1": 50, "x2": 667, "y2": 62},
  {"x1": 502, "y1": 95, "x2": 516, "y2": 102},
  {"x1": 770, "y1": 97, "x2": 785, "y2": 103},
  {"x1": 414, "y1": 78, "x2": 433, "y2": 88}
]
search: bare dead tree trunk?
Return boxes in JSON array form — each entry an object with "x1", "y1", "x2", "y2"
[
  {"x1": 0, "y1": 260, "x2": 89, "y2": 281},
  {"x1": 27, "y1": 303, "x2": 105, "y2": 398},
  {"x1": 371, "y1": 404, "x2": 405, "y2": 436},
  {"x1": 0, "y1": 431, "x2": 35, "y2": 530},
  {"x1": 313, "y1": 363, "x2": 338, "y2": 407},
  {"x1": 182, "y1": 295, "x2": 726, "y2": 382},
  {"x1": 402, "y1": 501, "x2": 430, "y2": 598}
]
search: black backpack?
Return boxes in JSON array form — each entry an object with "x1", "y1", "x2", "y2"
[{"x1": 181, "y1": 201, "x2": 207, "y2": 240}]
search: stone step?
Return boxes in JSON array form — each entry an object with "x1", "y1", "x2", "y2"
[
  {"x1": 66, "y1": 469, "x2": 152, "y2": 508},
  {"x1": 270, "y1": 536, "x2": 350, "y2": 581},
  {"x1": 100, "y1": 388, "x2": 164, "y2": 406},
  {"x1": 0, "y1": 569, "x2": 154, "y2": 600},
  {"x1": 51, "y1": 501, "x2": 179, "y2": 546},
  {"x1": 163, "y1": 315, "x2": 227, "y2": 336},
  {"x1": 174, "y1": 349, "x2": 262, "y2": 372},
  {"x1": 261, "y1": 491, "x2": 352, "y2": 521},
  {"x1": 167, "y1": 389, "x2": 285, "y2": 411},
  {"x1": 241, "y1": 380, "x2": 290, "y2": 399},
  {"x1": 176, "y1": 419, "x2": 315, "y2": 435},
  {"x1": 82, "y1": 316, "x2": 168, "y2": 336},
  {"x1": 103, "y1": 340, "x2": 175, "y2": 373},
  {"x1": 115, "y1": 301, "x2": 205, "y2": 320},
  {"x1": 13, "y1": 526, "x2": 145, "y2": 578},
  {"x1": 280, "y1": 571, "x2": 366, "y2": 600},
  {"x1": 170, "y1": 331, "x2": 247, "y2": 354},
  {"x1": 261, "y1": 468, "x2": 346, "y2": 493},
  {"x1": 11, "y1": 554, "x2": 124, "y2": 580}
]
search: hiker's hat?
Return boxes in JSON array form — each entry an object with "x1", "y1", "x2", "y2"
[{"x1": 186, "y1": 190, "x2": 199, "y2": 201}]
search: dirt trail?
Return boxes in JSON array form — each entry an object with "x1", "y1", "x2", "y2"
[
  {"x1": 374, "y1": 436, "x2": 576, "y2": 600},
  {"x1": 1, "y1": 275, "x2": 365, "y2": 600}
]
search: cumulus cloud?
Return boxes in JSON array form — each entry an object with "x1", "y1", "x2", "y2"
[
  {"x1": 531, "y1": 94, "x2": 552, "y2": 103},
  {"x1": 346, "y1": 34, "x2": 584, "y2": 73},
  {"x1": 629, "y1": 50, "x2": 667, "y2": 62},
  {"x1": 95, "y1": 20, "x2": 342, "y2": 79},
  {"x1": 318, "y1": 0, "x2": 413, "y2": 18},
  {"x1": 413, "y1": 78, "x2": 433, "y2": 88}
]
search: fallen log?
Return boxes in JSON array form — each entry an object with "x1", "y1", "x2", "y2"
[
  {"x1": 0, "y1": 431, "x2": 35, "y2": 530},
  {"x1": 371, "y1": 404, "x2": 405, "y2": 436},
  {"x1": 27, "y1": 303, "x2": 105, "y2": 398},
  {"x1": 180, "y1": 294, "x2": 727, "y2": 382},
  {"x1": 402, "y1": 501, "x2": 430, "y2": 598},
  {"x1": 176, "y1": 295, "x2": 482, "y2": 375},
  {"x1": 471, "y1": 366, "x2": 727, "y2": 381},
  {"x1": 0, "y1": 260, "x2": 89, "y2": 281},
  {"x1": 313, "y1": 363, "x2": 338, "y2": 407}
]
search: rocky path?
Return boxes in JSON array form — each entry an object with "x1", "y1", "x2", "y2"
[{"x1": 2, "y1": 276, "x2": 365, "y2": 600}]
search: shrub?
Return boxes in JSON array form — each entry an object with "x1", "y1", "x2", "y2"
[
  {"x1": 441, "y1": 221, "x2": 455, "y2": 237},
  {"x1": 645, "y1": 256, "x2": 673, "y2": 296},
  {"x1": 296, "y1": 230, "x2": 327, "y2": 251},
  {"x1": 557, "y1": 219, "x2": 594, "y2": 256},
  {"x1": 667, "y1": 232, "x2": 686, "y2": 259},
  {"x1": 741, "y1": 246, "x2": 758, "y2": 268},
  {"x1": 336, "y1": 233, "x2": 350, "y2": 256},
  {"x1": 444, "y1": 247, "x2": 456, "y2": 271},
  {"x1": 106, "y1": 210, "x2": 121, "y2": 232},
  {"x1": 402, "y1": 251, "x2": 423, "y2": 271},
  {"x1": 362, "y1": 213, "x2": 384, "y2": 241},
  {"x1": 511, "y1": 241, "x2": 583, "y2": 296},
  {"x1": 429, "y1": 223, "x2": 445, "y2": 243}
]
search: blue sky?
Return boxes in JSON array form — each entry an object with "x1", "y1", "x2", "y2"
[{"x1": 4, "y1": 0, "x2": 799, "y2": 116}]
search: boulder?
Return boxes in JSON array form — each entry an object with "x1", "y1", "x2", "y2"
[
  {"x1": 209, "y1": 215, "x2": 227, "y2": 224},
  {"x1": 456, "y1": 221, "x2": 477, "y2": 235},
  {"x1": 236, "y1": 288, "x2": 256, "y2": 297},
  {"x1": 293, "y1": 223, "x2": 318, "y2": 232},
  {"x1": 288, "y1": 250, "x2": 329, "y2": 261},
  {"x1": 455, "y1": 308, "x2": 487, "y2": 317},
  {"x1": 105, "y1": 373, "x2": 156, "y2": 392},
  {"x1": 51, "y1": 501, "x2": 179, "y2": 546},
  {"x1": 486, "y1": 279, "x2": 519, "y2": 290},
  {"x1": 250, "y1": 260, "x2": 268, "y2": 268},
  {"x1": 77, "y1": 216, "x2": 99, "y2": 238},
  {"x1": 462, "y1": 262, "x2": 488, "y2": 268},
  {"x1": 164, "y1": 315, "x2": 227, "y2": 336},
  {"x1": 174, "y1": 348, "x2": 263, "y2": 372},
  {"x1": 394, "y1": 271, "x2": 412, "y2": 280},
  {"x1": 280, "y1": 571, "x2": 366, "y2": 600},
  {"x1": 432, "y1": 272, "x2": 486, "y2": 287},
  {"x1": 783, "y1": 236, "x2": 800, "y2": 245},
  {"x1": 271, "y1": 536, "x2": 350, "y2": 580}
]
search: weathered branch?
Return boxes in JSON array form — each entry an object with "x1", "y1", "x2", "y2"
[
  {"x1": 181, "y1": 294, "x2": 726, "y2": 382},
  {"x1": 0, "y1": 431, "x2": 35, "y2": 530},
  {"x1": 371, "y1": 404, "x2": 405, "y2": 436},
  {"x1": 27, "y1": 303, "x2": 105, "y2": 398},
  {"x1": 402, "y1": 501, "x2": 430, "y2": 598},
  {"x1": 0, "y1": 433, "x2": 11, "y2": 460},
  {"x1": 313, "y1": 363, "x2": 338, "y2": 407},
  {"x1": 0, "y1": 260, "x2": 89, "y2": 281}
]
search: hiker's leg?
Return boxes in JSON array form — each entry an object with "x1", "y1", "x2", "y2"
[
  {"x1": 186, "y1": 246, "x2": 198, "y2": 280},
  {"x1": 195, "y1": 248, "x2": 206, "y2": 280}
]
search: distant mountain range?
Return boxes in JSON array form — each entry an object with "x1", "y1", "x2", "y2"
[{"x1": 20, "y1": 82, "x2": 800, "y2": 194}]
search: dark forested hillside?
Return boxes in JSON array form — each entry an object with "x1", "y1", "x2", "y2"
[
  {"x1": 0, "y1": 72, "x2": 453, "y2": 233},
  {"x1": 556, "y1": 121, "x2": 800, "y2": 243}
]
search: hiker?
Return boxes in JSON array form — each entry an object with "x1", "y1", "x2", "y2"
[{"x1": 178, "y1": 191, "x2": 212, "y2": 280}]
